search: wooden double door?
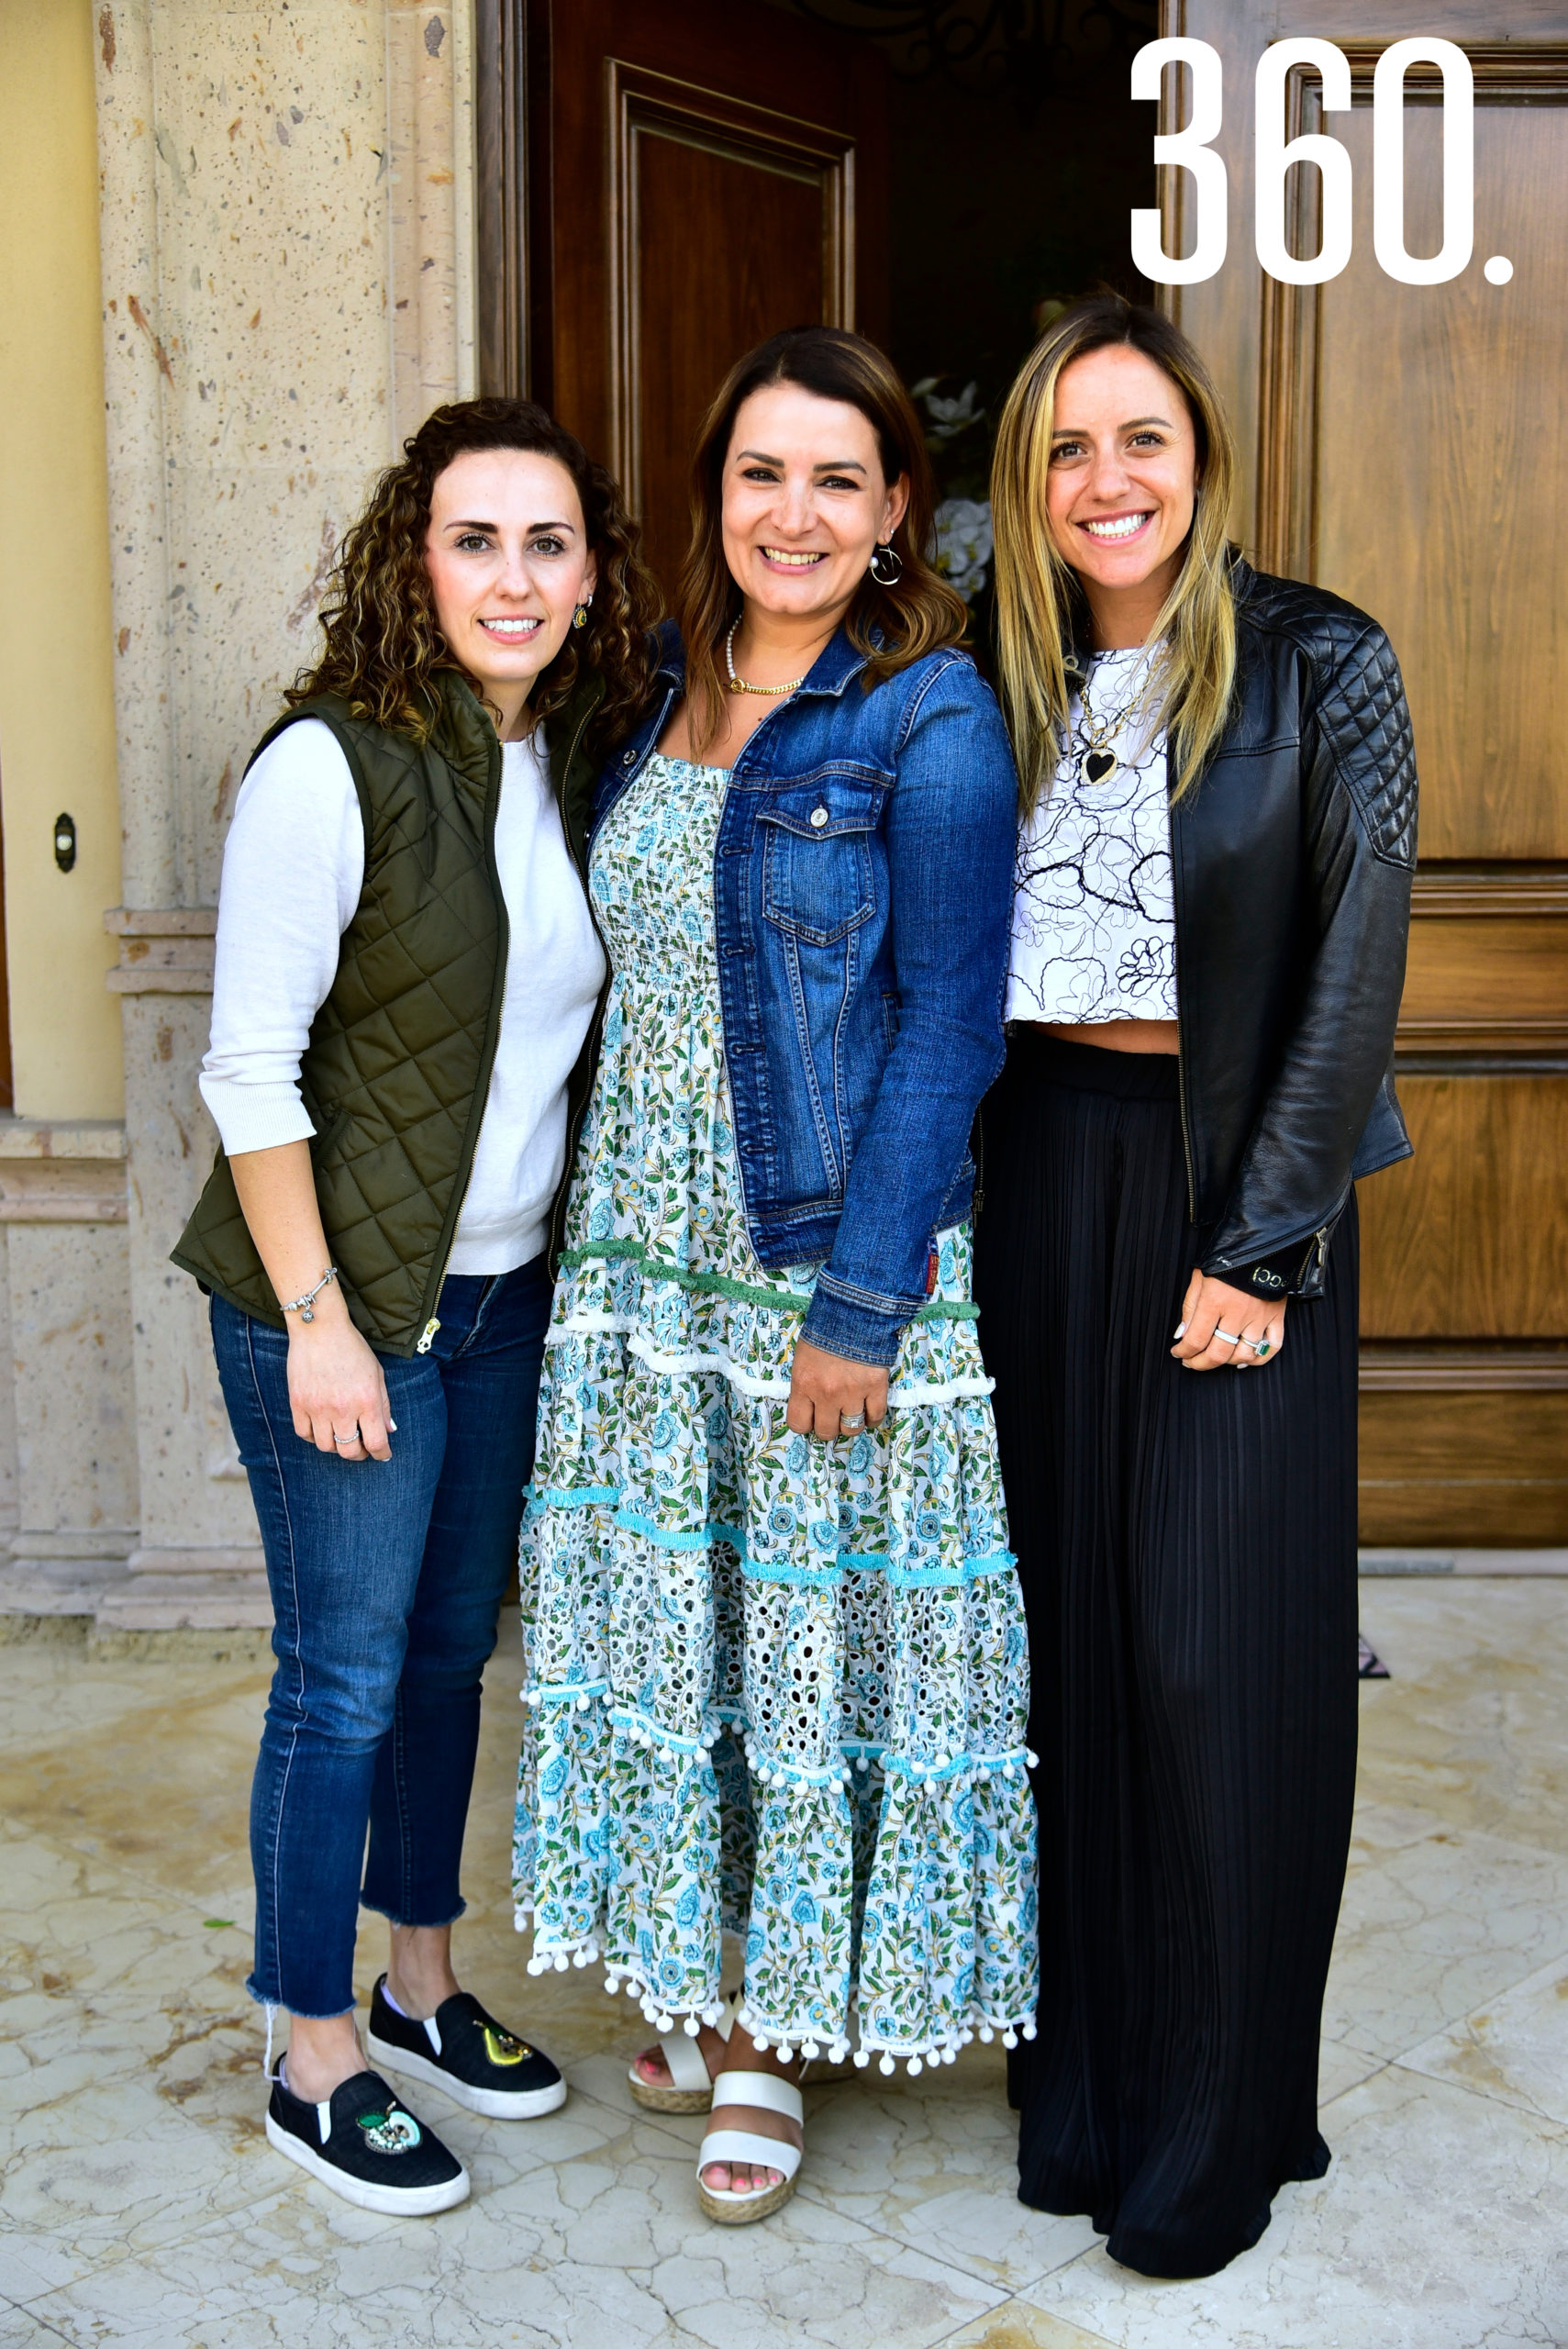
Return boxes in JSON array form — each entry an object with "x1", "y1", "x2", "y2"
[
  {"x1": 1172, "y1": 0, "x2": 1568, "y2": 1542},
  {"x1": 476, "y1": 0, "x2": 887, "y2": 591},
  {"x1": 477, "y1": 0, "x2": 1568, "y2": 1543}
]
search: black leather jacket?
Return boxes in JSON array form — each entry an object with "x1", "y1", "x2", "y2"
[{"x1": 1141, "y1": 556, "x2": 1416, "y2": 1299}]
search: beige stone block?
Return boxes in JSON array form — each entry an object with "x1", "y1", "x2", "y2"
[
  {"x1": 117, "y1": 991, "x2": 259, "y2": 1560},
  {"x1": 162, "y1": 462, "x2": 387, "y2": 901},
  {"x1": 6, "y1": 1220, "x2": 137, "y2": 1558},
  {"x1": 387, "y1": 2, "x2": 470, "y2": 440}
]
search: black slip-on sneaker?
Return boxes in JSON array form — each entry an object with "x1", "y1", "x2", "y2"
[
  {"x1": 367, "y1": 1974, "x2": 568, "y2": 2120},
  {"x1": 264, "y1": 2063, "x2": 469, "y2": 2216}
]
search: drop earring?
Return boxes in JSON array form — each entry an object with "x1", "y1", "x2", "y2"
[
  {"x1": 868, "y1": 542, "x2": 903, "y2": 586},
  {"x1": 573, "y1": 595, "x2": 593, "y2": 630}
]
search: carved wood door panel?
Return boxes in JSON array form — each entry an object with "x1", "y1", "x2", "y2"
[
  {"x1": 478, "y1": 0, "x2": 887, "y2": 593},
  {"x1": 1167, "y1": 1, "x2": 1568, "y2": 1542}
]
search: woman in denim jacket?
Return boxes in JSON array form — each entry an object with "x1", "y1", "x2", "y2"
[{"x1": 512, "y1": 328, "x2": 1038, "y2": 2223}]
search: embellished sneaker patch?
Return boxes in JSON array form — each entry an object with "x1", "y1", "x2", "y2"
[
  {"x1": 482, "y1": 2024, "x2": 529, "y2": 2069},
  {"x1": 357, "y1": 2107, "x2": 423, "y2": 2155}
]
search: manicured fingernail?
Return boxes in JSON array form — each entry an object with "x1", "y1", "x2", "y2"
[
  {"x1": 1173, "y1": 1322, "x2": 1186, "y2": 1341},
  {"x1": 387, "y1": 1419, "x2": 397, "y2": 1432}
]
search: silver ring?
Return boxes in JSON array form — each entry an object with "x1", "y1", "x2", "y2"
[
  {"x1": 333, "y1": 1432, "x2": 361, "y2": 1447},
  {"x1": 1213, "y1": 1327, "x2": 1242, "y2": 1345},
  {"x1": 840, "y1": 1410, "x2": 867, "y2": 1431}
]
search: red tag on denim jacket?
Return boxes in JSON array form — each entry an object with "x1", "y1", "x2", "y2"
[{"x1": 927, "y1": 1244, "x2": 939, "y2": 1297}]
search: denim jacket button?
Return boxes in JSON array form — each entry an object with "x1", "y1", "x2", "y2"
[{"x1": 809, "y1": 805, "x2": 828, "y2": 829}]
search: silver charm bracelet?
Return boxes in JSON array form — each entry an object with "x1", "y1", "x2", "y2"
[{"x1": 280, "y1": 1265, "x2": 340, "y2": 1323}]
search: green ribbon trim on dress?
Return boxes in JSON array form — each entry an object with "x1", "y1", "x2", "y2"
[{"x1": 559, "y1": 1235, "x2": 980, "y2": 1323}]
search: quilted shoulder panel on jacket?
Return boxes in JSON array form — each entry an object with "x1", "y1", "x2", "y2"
[{"x1": 1235, "y1": 570, "x2": 1418, "y2": 870}]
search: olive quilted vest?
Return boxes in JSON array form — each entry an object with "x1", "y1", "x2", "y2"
[{"x1": 172, "y1": 670, "x2": 603, "y2": 1356}]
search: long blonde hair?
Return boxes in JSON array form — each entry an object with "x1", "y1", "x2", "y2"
[{"x1": 991, "y1": 296, "x2": 1239, "y2": 812}]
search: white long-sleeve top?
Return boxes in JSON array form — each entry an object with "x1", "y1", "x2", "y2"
[{"x1": 199, "y1": 718, "x2": 606, "y2": 1276}]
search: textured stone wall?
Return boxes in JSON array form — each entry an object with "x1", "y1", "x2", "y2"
[
  {"x1": 96, "y1": 0, "x2": 476, "y2": 910},
  {"x1": 43, "y1": 0, "x2": 481, "y2": 1622}
]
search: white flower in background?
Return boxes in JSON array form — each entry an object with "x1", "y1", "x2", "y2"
[
  {"x1": 917, "y1": 379, "x2": 984, "y2": 445},
  {"x1": 934, "y1": 497, "x2": 994, "y2": 601}
]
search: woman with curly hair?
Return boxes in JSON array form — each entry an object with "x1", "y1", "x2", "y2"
[{"x1": 174, "y1": 399, "x2": 659, "y2": 2216}]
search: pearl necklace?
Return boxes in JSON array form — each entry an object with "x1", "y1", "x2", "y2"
[{"x1": 725, "y1": 619, "x2": 806, "y2": 697}]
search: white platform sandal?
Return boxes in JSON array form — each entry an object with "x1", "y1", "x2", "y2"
[
  {"x1": 628, "y1": 1992, "x2": 737, "y2": 2114},
  {"x1": 695, "y1": 2069, "x2": 804, "y2": 2225}
]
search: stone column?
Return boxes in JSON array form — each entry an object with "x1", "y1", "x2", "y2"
[
  {"x1": 86, "y1": 1, "x2": 477, "y2": 1629},
  {"x1": 0, "y1": 1123, "x2": 138, "y2": 1619},
  {"x1": 98, "y1": 912, "x2": 269, "y2": 1631}
]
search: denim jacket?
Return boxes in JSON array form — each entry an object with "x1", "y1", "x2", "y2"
[{"x1": 592, "y1": 622, "x2": 1019, "y2": 1368}]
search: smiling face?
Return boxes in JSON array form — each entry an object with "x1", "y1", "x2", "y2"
[
  {"x1": 720, "y1": 383, "x2": 908, "y2": 629},
  {"x1": 1043, "y1": 344, "x2": 1200, "y2": 641},
  {"x1": 423, "y1": 448, "x2": 595, "y2": 736}
]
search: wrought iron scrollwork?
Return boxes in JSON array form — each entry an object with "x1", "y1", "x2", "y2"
[{"x1": 789, "y1": 0, "x2": 1156, "y2": 109}]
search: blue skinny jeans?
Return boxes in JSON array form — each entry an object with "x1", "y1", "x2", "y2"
[{"x1": 211, "y1": 1259, "x2": 550, "y2": 2018}]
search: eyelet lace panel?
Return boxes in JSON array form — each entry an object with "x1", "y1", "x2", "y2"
[{"x1": 512, "y1": 750, "x2": 1038, "y2": 2063}]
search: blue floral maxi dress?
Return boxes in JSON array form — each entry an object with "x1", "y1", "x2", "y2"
[{"x1": 512, "y1": 753, "x2": 1039, "y2": 2071}]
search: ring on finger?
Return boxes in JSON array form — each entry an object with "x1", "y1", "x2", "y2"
[
  {"x1": 333, "y1": 1430, "x2": 361, "y2": 1448},
  {"x1": 1241, "y1": 1333, "x2": 1275, "y2": 1358},
  {"x1": 840, "y1": 1410, "x2": 867, "y2": 1432},
  {"x1": 1212, "y1": 1326, "x2": 1242, "y2": 1345}
]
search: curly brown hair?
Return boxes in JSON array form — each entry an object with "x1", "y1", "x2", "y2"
[
  {"x1": 286, "y1": 397, "x2": 662, "y2": 748},
  {"x1": 678, "y1": 328, "x2": 969, "y2": 754}
]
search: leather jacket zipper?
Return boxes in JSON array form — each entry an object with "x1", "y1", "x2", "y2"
[
  {"x1": 1174, "y1": 1010, "x2": 1198, "y2": 1224},
  {"x1": 1167, "y1": 806, "x2": 1199, "y2": 1223}
]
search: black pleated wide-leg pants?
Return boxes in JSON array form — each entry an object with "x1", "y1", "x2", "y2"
[{"x1": 973, "y1": 1032, "x2": 1360, "y2": 2280}]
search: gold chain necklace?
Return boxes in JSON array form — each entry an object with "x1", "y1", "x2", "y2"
[
  {"x1": 1075, "y1": 655, "x2": 1155, "y2": 786},
  {"x1": 725, "y1": 620, "x2": 806, "y2": 697}
]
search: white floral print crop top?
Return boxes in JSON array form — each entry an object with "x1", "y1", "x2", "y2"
[{"x1": 1005, "y1": 645, "x2": 1177, "y2": 1027}]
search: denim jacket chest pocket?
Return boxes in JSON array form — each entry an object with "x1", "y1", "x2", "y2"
[{"x1": 757, "y1": 772, "x2": 889, "y2": 947}]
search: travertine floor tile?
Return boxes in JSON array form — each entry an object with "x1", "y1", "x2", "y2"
[
  {"x1": 0, "y1": 2296, "x2": 61, "y2": 2345},
  {"x1": 1356, "y1": 1580, "x2": 1568, "y2": 1676},
  {"x1": 1022, "y1": 2067, "x2": 1568, "y2": 2349},
  {"x1": 1355, "y1": 1584, "x2": 1568, "y2": 1855},
  {"x1": 0, "y1": 1666, "x2": 266, "y2": 1905},
  {"x1": 3, "y1": 1584, "x2": 1566, "y2": 2346},
  {"x1": 0, "y1": 2069, "x2": 265, "y2": 2288},
  {"x1": 1314, "y1": 2036, "x2": 1385, "y2": 2105},
  {"x1": 19, "y1": 2131, "x2": 1008, "y2": 2348},
  {"x1": 0, "y1": 1648, "x2": 217, "y2": 1758},
  {"x1": 1325, "y1": 1820, "x2": 1568, "y2": 2059},
  {"x1": 1399, "y1": 1949, "x2": 1568, "y2": 2129},
  {"x1": 793, "y1": 2061, "x2": 1097, "y2": 2290},
  {"x1": 941, "y1": 2310, "x2": 1119, "y2": 2349}
]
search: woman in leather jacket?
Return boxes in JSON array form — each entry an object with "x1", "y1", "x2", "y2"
[{"x1": 976, "y1": 296, "x2": 1415, "y2": 2278}]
